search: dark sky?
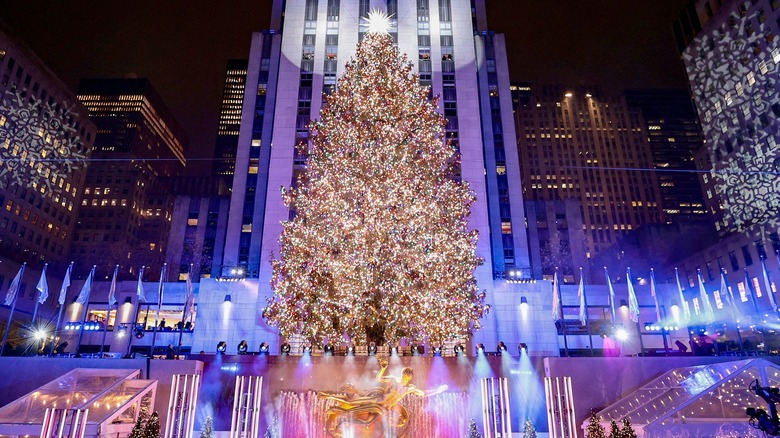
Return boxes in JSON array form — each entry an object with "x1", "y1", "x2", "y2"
[{"x1": 0, "y1": 0, "x2": 689, "y2": 175}]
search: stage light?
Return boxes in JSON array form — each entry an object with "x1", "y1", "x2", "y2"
[
  {"x1": 433, "y1": 345, "x2": 442, "y2": 356},
  {"x1": 134, "y1": 325, "x2": 145, "y2": 339},
  {"x1": 476, "y1": 343, "x2": 485, "y2": 355},
  {"x1": 302, "y1": 343, "x2": 312, "y2": 354},
  {"x1": 217, "y1": 341, "x2": 227, "y2": 354},
  {"x1": 117, "y1": 324, "x2": 127, "y2": 338},
  {"x1": 237, "y1": 340, "x2": 248, "y2": 355},
  {"x1": 281, "y1": 343, "x2": 291, "y2": 355},
  {"x1": 368, "y1": 342, "x2": 377, "y2": 356},
  {"x1": 224, "y1": 294, "x2": 232, "y2": 303},
  {"x1": 323, "y1": 344, "x2": 335, "y2": 355},
  {"x1": 518, "y1": 343, "x2": 528, "y2": 354},
  {"x1": 347, "y1": 345, "x2": 355, "y2": 356},
  {"x1": 454, "y1": 343, "x2": 465, "y2": 356},
  {"x1": 259, "y1": 342, "x2": 270, "y2": 355},
  {"x1": 615, "y1": 328, "x2": 629, "y2": 341},
  {"x1": 124, "y1": 296, "x2": 133, "y2": 305},
  {"x1": 33, "y1": 329, "x2": 46, "y2": 341},
  {"x1": 497, "y1": 341, "x2": 507, "y2": 355},
  {"x1": 620, "y1": 299, "x2": 628, "y2": 309},
  {"x1": 520, "y1": 296, "x2": 528, "y2": 311},
  {"x1": 388, "y1": 343, "x2": 397, "y2": 356}
]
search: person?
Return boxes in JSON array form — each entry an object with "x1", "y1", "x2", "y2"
[
  {"x1": 165, "y1": 343, "x2": 175, "y2": 360},
  {"x1": 159, "y1": 319, "x2": 166, "y2": 330}
]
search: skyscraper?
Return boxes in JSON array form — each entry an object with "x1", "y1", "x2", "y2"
[
  {"x1": 515, "y1": 85, "x2": 663, "y2": 258},
  {"x1": 222, "y1": 0, "x2": 530, "y2": 286},
  {"x1": 212, "y1": 59, "x2": 248, "y2": 186},
  {"x1": 73, "y1": 78, "x2": 187, "y2": 279}
]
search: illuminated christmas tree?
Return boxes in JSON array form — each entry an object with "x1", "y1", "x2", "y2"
[{"x1": 263, "y1": 13, "x2": 486, "y2": 346}]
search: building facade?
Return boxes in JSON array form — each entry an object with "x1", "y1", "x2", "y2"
[
  {"x1": 72, "y1": 79, "x2": 187, "y2": 280},
  {"x1": 515, "y1": 85, "x2": 663, "y2": 258},
  {"x1": 676, "y1": 0, "x2": 780, "y2": 234},
  {"x1": 212, "y1": 59, "x2": 248, "y2": 187},
  {"x1": 624, "y1": 89, "x2": 708, "y2": 222}
]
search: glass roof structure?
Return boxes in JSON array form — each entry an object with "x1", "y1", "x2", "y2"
[
  {"x1": 0, "y1": 368, "x2": 157, "y2": 437},
  {"x1": 588, "y1": 359, "x2": 780, "y2": 437}
]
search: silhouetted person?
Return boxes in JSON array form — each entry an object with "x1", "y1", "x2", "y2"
[{"x1": 166, "y1": 344, "x2": 175, "y2": 360}]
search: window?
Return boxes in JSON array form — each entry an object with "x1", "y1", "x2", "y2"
[
  {"x1": 729, "y1": 250, "x2": 740, "y2": 271},
  {"x1": 753, "y1": 277, "x2": 763, "y2": 297},
  {"x1": 742, "y1": 245, "x2": 753, "y2": 266},
  {"x1": 738, "y1": 281, "x2": 748, "y2": 302}
]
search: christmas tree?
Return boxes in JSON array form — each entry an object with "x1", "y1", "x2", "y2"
[
  {"x1": 522, "y1": 419, "x2": 537, "y2": 438},
  {"x1": 608, "y1": 418, "x2": 621, "y2": 438},
  {"x1": 264, "y1": 415, "x2": 280, "y2": 438},
  {"x1": 263, "y1": 12, "x2": 486, "y2": 346},
  {"x1": 128, "y1": 413, "x2": 147, "y2": 438},
  {"x1": 585, "y1": 411, "x2": 606, "y2": 438},
  {"x1": 143, "y1": 412, "x2": 161, "y2": 438},
  {"x1": 199, "y1": 416, "x2": 213, "y2": 438},
  {"x1": 466, "y1": 419, "x2": 482, "y2": 438},
  {"x1": 621, "y1": 417, "x2": 638, "y2": 438}
]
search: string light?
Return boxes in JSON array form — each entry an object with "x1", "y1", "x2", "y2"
[{"x1": 263, "y1": 32, "x2": 486, "y2": 346}]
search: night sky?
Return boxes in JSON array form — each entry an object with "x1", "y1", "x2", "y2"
[{"x1": 1, "y1": 0, "x2": 689, "y2": 175}]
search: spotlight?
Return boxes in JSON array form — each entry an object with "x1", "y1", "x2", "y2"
[
  {"x1": 224, "y1": 294, "x2": 232, "y2": 303},
  {"x1": 368, "y1": 342, "x2": 377, "y2": 356},
  {"x1": 217, "y1": 341, "x2": 227, "y2": 354},
  {"x1": 520, "y1": 296, "x2": 529, "y2": 310},
  {"x1": 615, "y1": 328, "x2": 629, "y2": 341},
  {"x1": 476, "y1": 343, "x2": 485, "y2": 355},
  {"x1": 124, "y1": 296, "x2": 133, "y2": 305},
  {"x1": 237, "y1": 340, "x2": 248, "y2": 355},
  {"x1": 497, "y1": 341, "x2": 507, "y2": 355},
  {"x1": 454, "y1": 343, "x2": 465, "y2": 356},
  {"x1": 347, "y1": 345, "x2": 355, "y2": 356},
  {"x1": 259, "y1": 342, "x2": 270, "y2": 355},
  {"x1": 620, "y1": 299, "x2": 628, "y2": 309},
  {"x1": 33, "y1": 329, "x2": 46, "y2": 341},
  {"x1": 518, "y1": 343, "x2": 528, "y2": 354},
  {"x1": 388, "y1": 343, "x2": 397, "y2": 356},
  {"x1": 302, "y1": 343, "x2": 312, "y2": 354},
  {"x1": 134, "y1": 325, "x2": 145, "y2": 339},
  {"x1": 323, "y1": 344, "x2": 335, "y2": 355},
  {"x1": 433, "y1": 345, "x2": 442, "y2": 356},
  {"x1": 281, "y1": 343, "x2": 291, "y2": 355},
  {"x1": 117, "y1": 325, "x2": 127, "y2": 338}
]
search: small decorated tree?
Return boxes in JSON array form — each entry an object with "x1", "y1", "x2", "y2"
[
  {"x1": 129, "y1": 414, "x2": 146, "y2": 438},
  {"x1": 199, "y1": 416, "x2": 213, "y2": 438},
  {"x1": 585, "y1": 411, "x2": 606, "y2": 438},
  {"x1": 621, "y1": 417, "x2": 638, "y2": 438},
  {"x1": 143, "y1": 412, "x2": 161, "y2": 438},
  {"x1": 608, "y1": 418, "x2": 621, "y2": 438},
  {"x1": 522, "y1": 418, "x2": 537, "y2": 438},
  {"x1": 466, "y1": 419, "x2": 482, "y2": 438}
]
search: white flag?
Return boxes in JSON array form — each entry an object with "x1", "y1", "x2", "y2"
[
  {"x1": 650, "y1": 269, "x2": 661, "y2": 322},
  {"x1": 605, "y1": 267, "x2": 616, "y2": 322},
  {"x1": 136, "y1": 266, "x2": 147, "y2": 302},
  {"x1": 675, "y1": 268, "x2": 690, "y2": 323},
  {"x1": 4, "y1": 265, "x2": 24, "y2": 306},
  {"x1": 762, "y1": 257, "x2": 778, "y2": 313},
  {"x1": 183, "y1": 269, "x2": 195, "y2": 322},
  {"x1": 108, "y1": 265, "x2": 118, "y2": 307},
  {"x1": 58, "y1": 263, "x2": 73, "y2": 305},
  {"x1": 577, "y1": 269, "x2": 586, "y2": 325},
  {"x1": 721, "y1": 269, "x2": 739, "y2": 320},
  {"x1": 157, "y1": 264, "x2": 166, "y2": 308},
  {"x1": 75, "y1": 266, "x2": 95, "y2": 305},
  {"x1": 627, "y1": 268, "x2": 639, "y2": 323},
  {"x1": 697, "y1": 270, "x2": 714, "y2": 321},
  {"x1": 551, "y1": 270, "x2": 561, "y2": 321},
  {"x1": 36, "y1": 264, "x2": 49, "y2": 304}
]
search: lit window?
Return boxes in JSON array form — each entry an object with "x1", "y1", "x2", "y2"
[
  {"x1": 760, "y1": 61, "x2": 769, "y2": 74},
  {"x1": 251, "y1": 139, "x2": 261, "y2": 147},
  {"x1": 735, "y1": 82, "x2": 744, "y2": 96},
  {"x1": 242, "y1": 224, "x2": 253, "y2": 233},
  {"x1": 692, "y1": 297, "x2": 700, "y2": 314},
  {"x1": 187, "y1": 218, "x2": 198, "y2": 226},
  {"x1": 774, "y1": 48, "x2": 780, "y2": 63},
  {"x1": 149, "y1": 243, "x2": 156, "y2": 251},
  {"x1": 748, "y1": 71, "x2": 756, "y2": 85},
  {"x1": 753, "y1": 277, "x2": 763, "y2": 297},
  {"x1": 248, "y1": 166, "x2": 258, "y2": 174},
  {"x1": 496, "y1": 165, "x2": 506, "y2": 175},
  {"x1": 714, "y1": 290, "x2": 723, "y2": 309},
  {"x1": 501, "y1": 222, "x2": 512, "y2": 234}
]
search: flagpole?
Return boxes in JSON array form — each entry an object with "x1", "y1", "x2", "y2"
[
  {"x1": 745, "y1": 268, "x2": 766, "y2": 352},
  {"x1": 650, "y1": 269, "x2": 669, "y2": 355},
  {"x1": 75, "y1": 266, "x2": 96, "y2": 357},
  {"x1": 627, "y1": 267, "x2": 645, "y2": 356},
  {"x1": 0, "y1": 263, "x2": 26, "y2": 357},
  {"x1": 50, "y1": 262, "x2": 73, "y2": 357},
  {"x1": 31, "y1": 263, "x2": 47, "y2": 331},
  {"x1": 150, "y1": 263, "x2": 166, "y2": 358},
  {"x1": 579, "y1": 268, "x2": 594, "y2": 356},
  {"x1": 99, "y1": 265, "x2": 119, "y2": 356}
]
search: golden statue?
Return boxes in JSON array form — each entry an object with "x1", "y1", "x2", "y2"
[{"x1": 317, "y1": 356, "x2": 447, "y2": 437}]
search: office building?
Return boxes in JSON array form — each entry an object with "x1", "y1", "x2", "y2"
[
  {"x1": 515, "y1": 85, "x2": 663, "y2": 257},
  {"x1": 73, "y1": 79, "x2": 187, "y2": 280},
  {"x1": 212, "y1": 59, "x2": 248, "y2": 186}
]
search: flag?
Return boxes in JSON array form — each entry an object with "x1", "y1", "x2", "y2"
[
  {"x1": 108, "y1": 265, "x2": 118, "y2": 307},
  {"x1": 746, "y1": 268, "x2": 761, "y2": 315},
  {"x1": 136, "y1": 266, "x2": 147, "y2": 302},
  {"x1": 721, "y1": 269, "x2": 739, "y2": 320},
  {"x1": 36, "y1": 264, "x2": 49, "y2": 304},
  {"x1": 761, "y1": 257, "x2": 778, "y2": 313},
  {"x1": 577, "y1": 268, "x2": 586, "y2": 325},
  {"x1": 605, "y1": 267, "x2": 616, "y2": 322},
  {"x1": 157, "y1": 264, "x2": 166, "y2": 308},
  {"x1": 4, "y1": 265, "x2": 24, "y2": 306},
  {"x1": 75, "y1": 266, "x2": 95, "y2": 305},
  {"x1": 551, "y1": 270, "x2": 561, "y2": 321},
  {"x1": 183, "y1": 268, "x2": 195, "y2": 322},
  {"x1": 697, "y1": 270, "x2": 714, "y2": 321},
  {"x1": 650, "y1": 269, "x2": 661, "y2": 322},
  {"x1": 58, "y1": 262, "x2": 73, "y2": 305},
  {"x1": 626, "y1": 268, "x2": 640, "y2": 323},
  {"x1": 675, "y1": 268, "x2": 690, "y2": 323}
]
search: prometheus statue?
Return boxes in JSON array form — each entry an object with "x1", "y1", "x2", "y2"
[{"x1": 317, "y1": 356, "x2": 447, "y2": 437}]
